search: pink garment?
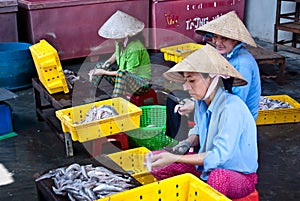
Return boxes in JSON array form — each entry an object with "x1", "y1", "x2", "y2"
[
  {"x1": 150, "y1": 150, "x2": 201, "y2": 180},
  {"x1": 207, "y1": 169, "x2": 258, "y2": 199},
  {"x1": 150, "y1": 151, "x2": 257, "y2": 199}
]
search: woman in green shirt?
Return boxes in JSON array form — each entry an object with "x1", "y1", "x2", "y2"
[{"x1": 89, "y1": 10, "x2": 151, "y2": 98}]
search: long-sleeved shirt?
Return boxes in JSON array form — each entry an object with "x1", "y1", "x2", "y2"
[
  {"x1": 226, "y1": 43, "x2": 261, "y2": 120},
  {"x1": 194, "y1": 87, "x2": 258, "y2": 180},
  {"x1": 188, "y1": 43, "x2": 261, "y2": 136}
]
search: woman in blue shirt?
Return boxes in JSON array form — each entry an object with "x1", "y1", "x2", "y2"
[
  {"x1": 195, "y1": 11, "x2": 261, "y2": 119},
  {"x1": 166, "y1": 11, "x2": 261, "y2": 140},
  {"x1": 149, "y1": 45, "x2": 258, "y2": 199}
]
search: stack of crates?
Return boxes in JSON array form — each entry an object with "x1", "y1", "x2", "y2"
[{"x1": 29, "y1": 39, "x2": 69, "y2": 94}]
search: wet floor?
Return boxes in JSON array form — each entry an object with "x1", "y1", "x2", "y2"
[{"x1": 0, "y1": 39, "x2": 300, "y2": 201}]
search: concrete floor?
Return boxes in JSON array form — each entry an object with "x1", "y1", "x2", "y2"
[{"x1": 0, "y1": 39, "x2": 300, "y2": 201}]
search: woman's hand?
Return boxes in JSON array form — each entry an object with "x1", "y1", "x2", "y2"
[
  {"x1": 88, "y1": 69, "x2": 95, "y2": 82},
  {"x1": 174, "y1": 98, "x2": 195, "y2": 116},
  {"x1": 88, "y1": 69, "x2": 107, "y2": 82},
  {"x1": 150, "y1": 152, "x2": 181, "y2": 168},
  {"x1": 101, "y1": 61, "x2": 111, "y2": 69},
  {"x1": 93, "y1": 68, "x2": 107, "y2": 76}
]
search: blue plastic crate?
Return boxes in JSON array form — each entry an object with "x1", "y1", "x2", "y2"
[{"x1": 0, "y1": 102, "x2": 13, "y2": 135}]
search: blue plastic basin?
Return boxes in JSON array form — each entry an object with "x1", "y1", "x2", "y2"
[{"x1": 0, "y1": 42, "x2": 36, "y2": 90}]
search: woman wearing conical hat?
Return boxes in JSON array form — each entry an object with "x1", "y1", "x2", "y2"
[
  {"x1": 148, "y1": 45, "x2": 258, "y2": 199},
  {"x1": 88, "y1": 10, "x2": 151, "y2": 98},
  {"x1": 166, "y1": 11, "x2": 261, "y2": 141},
  {"x1": 195, "y1": 11, "x2": 261, "y2": 120}
]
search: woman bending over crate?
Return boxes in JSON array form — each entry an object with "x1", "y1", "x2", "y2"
[
  {"x1": 147, "y1": 45, "x2": 258, "y2": 199},
  {"x1": 88, "y1": 10, "x2": 151, "y2": 98}
]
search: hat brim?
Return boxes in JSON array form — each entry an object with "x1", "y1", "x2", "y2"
[
  {"x1": 163, "y1": 44, "x2": 247, "y2": 86},
  {"x1": 194, "y1": 11, "x2": 257, "y2": 47}
]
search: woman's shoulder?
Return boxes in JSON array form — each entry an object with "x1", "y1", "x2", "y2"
[
  {"x1": 237, "y1": 46, "x2": 256, "y2": 61},
  {"x1": 125, "y1": 40, "x2": 146, "y2": 53},
  {"x1": 127, "y1": 39, "x2": 144, "y2": 47}
]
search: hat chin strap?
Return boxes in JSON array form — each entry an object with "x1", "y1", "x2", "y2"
[
  {"x1": 202, "y1": 75, "x2": 219, "y2": 100},
  {"x1": 123, "y1": 37, "x2": 129, "y2": 48}
]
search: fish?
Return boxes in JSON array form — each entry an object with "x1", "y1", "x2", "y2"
[
  {"x1": 259, "y1": 96, "x2": 293, "y2": 110},
  {"x1": 35, "y1": 163, "x2": 136, "y2": 201},
  {"x1": 64, "y1": 69, "x2": 80, "y2": 89},
  {"x1": 80, "y1": 105, "x2": 119, "y2": 124},
  {"x1": 93, "y1": 183, "x2": 123, "y2": 192}
]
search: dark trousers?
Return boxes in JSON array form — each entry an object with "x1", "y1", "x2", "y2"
[{"x1": 165, "y1": 90, "x2": 192, "y2": 141}]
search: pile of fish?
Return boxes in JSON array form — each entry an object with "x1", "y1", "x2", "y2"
[
  {"x1": 64, "y1": 69, "x2": 80, "y2": 90},
  {"x1": 259, "y1": 96, "x2": 293, "y2": 110},
  {"x1": 79, "y1": 105, "x2": 119, "y2": 124},
  {"x1": 35, "y1": 163, "x2": 136, "y2": 201}
]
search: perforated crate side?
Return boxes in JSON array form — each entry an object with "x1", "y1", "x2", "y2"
[
  {"x1": 108, "y1": 147, "x2": 149, "y2": 170},
  {"x1": 160, "y1": 43, "x2": 204, "y2": 63},
  {"x1": 29, "y1": 40, "x2": 69, "y2": 94},
  {"x1": 107, "y1": 147, "x2": 157, "y2": 185},
  {"x1": 139, "y1": 105, "x2": 166, "y2": 127},
  {"x1": 55, "y1": 98, "x2": 142, "y2": 142},
  {"x1": 256, "y1": 95, "x2": 300, "y2": 125},
  {"x1": 96, "y1": 173, "x2": 231, "y2": 201}
]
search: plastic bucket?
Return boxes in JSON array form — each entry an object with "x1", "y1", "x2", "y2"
[{"x1": 0, "y1": 42, "x2": 36, "y2": 90}]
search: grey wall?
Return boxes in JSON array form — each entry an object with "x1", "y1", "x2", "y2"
[{"x1": 244, "y1": 0, "x2": 295, "y2": 43}]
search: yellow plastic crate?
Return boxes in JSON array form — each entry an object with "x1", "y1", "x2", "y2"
[
  {"x1": 108, "y1": 147, "x2": 157, "y2": 185},
  {"x1": 160, "y1": 43, "x2": 204, "y2": 63},
  {"x1": 29, "y1": 39, "x2": 69, "y2": 94},
  {"x1": 256, "y1": 95, "x2": 300, "y2": 125},
  {"x1": 96, "y1": 173, "x2": 231, "y2": 201},
  {"x1": 55, "y1": 97, "x2": 142, "y2": 142}
]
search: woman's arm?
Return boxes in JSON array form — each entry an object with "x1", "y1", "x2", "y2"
[
  {"x1": 92, "y1": 69, "x2": 118, "y2": 76},
  {"x1": 150, "y1": 151, "x2": 206, "y2": 168},
  {"x1": 104, "y1": 53, "x2": 116, "y2": 66}
]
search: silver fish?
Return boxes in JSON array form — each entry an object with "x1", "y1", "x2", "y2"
[
  {"x1": 259, "y1": 96, "x2": 293, "y2": 110},
  {"x1": 80, "y1": 105, "x2": 119, "y2": 124},
  {"x1": 93, "y1": 183, "x2": 123, "y2": 192},
  {"x1": 36, "y1": 163, "x2": 135, "y2": 201}
]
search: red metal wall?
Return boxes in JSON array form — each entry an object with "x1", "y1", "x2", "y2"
[
  {"x1": 151, "y1": 0, "x2": 245, "y2": 49},
  {"x1": 0, "y1": 0, "x2": 18, "y2": 42},
  {"x1": 16, "y1": 0, "x2": 245, "y2": 60},
  {"x1": 18, "y1": 0, "x2": 150, "y2": 60}
]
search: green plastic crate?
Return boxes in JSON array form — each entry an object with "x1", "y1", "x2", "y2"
[{"x1": 127, "y1": 105, "x2": 178, "y2": 150}]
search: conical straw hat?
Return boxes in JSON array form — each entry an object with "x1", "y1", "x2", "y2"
[
  {"x1": 98, "y1": 10, "x2": 145, "y2": 39},
  {"x1": 163, "y1": 44, "x2": 247, "y2": 86},
  {"x1": 195, "y1": 11, "x2": 257, "y2": 47}
]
